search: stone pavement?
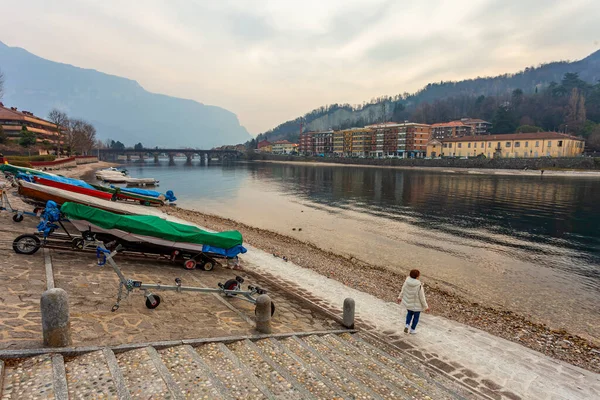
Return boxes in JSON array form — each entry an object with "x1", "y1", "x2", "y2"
[
  {"x1": 0, "y1": 206, "x2": 341, "y2": 350},
  {"x1": 242, "y1": 244, "x2": 600, "y2": 400},
  {"x1": 0, "y1": 210, "x2": 46, "y2": 350}
]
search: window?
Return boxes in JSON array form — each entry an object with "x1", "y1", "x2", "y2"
[
  {"x1": 515, "y1": 142, "x2": 520, "y2": 148},
  {"x1": 525, "y1": 142, "x2": 529, "y2": 148},
  {"x1": 558, "y1": 140, "x2": 563, "y2": 147},
  {"x1": 481, "y1": 143, "x2": 484, "y2": 148},
  {"x1": 505, "y1": 142, "x2": 511, "y2": 148},
  {"x1": 488, "y1": 142, "x2": 492, "y2": 147},
  {"x1": 547, "y1": 141, "x2": 552, "y2": 147},
  {"x1": 535, "y1": 141, "x2": 540, "y2": 147},
  {"x1": 458, "y1": 143, "x2": 462, "y2": 148},
  {"x1": 468, "y1": 143, "x2": 471, "y2": 148}
]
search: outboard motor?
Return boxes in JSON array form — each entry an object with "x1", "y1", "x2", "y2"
[{"x1": 165, "y1": 190, "x2": 177, "y2": 202}]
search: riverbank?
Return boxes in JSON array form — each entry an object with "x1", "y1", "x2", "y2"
[
  {"x1": 61, "y1": 162, "x2": 599, "y2": 373},
  {"x1": 162, "y1": 206, "x2": 600, "y2": 373},
  {"x1": 255, "y1": 159, "x2": 600, "y2": 177}
]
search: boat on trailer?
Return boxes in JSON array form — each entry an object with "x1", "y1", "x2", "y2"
[{"x1": 33, "y1": 176, "x2": 114, "y2": 201}]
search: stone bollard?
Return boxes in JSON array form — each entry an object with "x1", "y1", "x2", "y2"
[
  {"x1": 255, "y1": 294, "x2": 272, "y2": 334},
  {"x1": 41, "y1": 288, "x2": 72, "y2": 347},
  {"x1": 343, "y1": 298, "x2": 355, "y2": 329}
]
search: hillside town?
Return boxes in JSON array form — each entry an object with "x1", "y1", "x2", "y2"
[{"x1": 255, "y1": 118, "x2": 586, "y2": 159}]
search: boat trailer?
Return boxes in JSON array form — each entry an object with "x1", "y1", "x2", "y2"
[
  {"x1": 95, "y1": 243, "x2": 274, "y2": 314},
  {"x1": 0, "y1": 187, "x2": 41, "y2": 222}
]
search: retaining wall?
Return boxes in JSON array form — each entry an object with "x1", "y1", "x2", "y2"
[{"x1": 246, "y1": 153, "x2": 600, "y2": 170}]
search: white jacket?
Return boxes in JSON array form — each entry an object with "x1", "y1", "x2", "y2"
[{"x1": 398, "y1": 277, "x2": 428, "y2": 312}]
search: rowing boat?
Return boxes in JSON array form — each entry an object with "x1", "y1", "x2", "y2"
[{"x1": 33, "y1": 176, "x2": 114, "y2": 201}]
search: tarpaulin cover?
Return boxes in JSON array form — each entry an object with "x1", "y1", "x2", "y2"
[
  {"x1": 36, "y1": 174, "x2": 95, "y2": 189},
  {"x1": 119, "y1": 187, "x2": 162, "y2": 197},
  {"x1": 60, "y1": 202, "x2": 243, "y2": 249}
]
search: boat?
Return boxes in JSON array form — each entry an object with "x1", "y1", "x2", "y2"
[
  {"x1": 0, "y1": 163, "x2": 57, "y2": 178},
  {"x1": 33, "y1": 176, "x2": 114, "y2": 201},
  {"x1": 18, "y1": 180, "x2": 167, "y2": 215},
  {"x1": 125, "y1": 177, "x2": 159, "y2": 186},
  {"x1": 96, "y1": 171, "x2": 129, "y2": 183},
  {"x1": 91, "y1": 184, "x2": 166, "y2": 206},
  {"x1": 61, "y1": 202, "x2": 246, "y2": 261}
]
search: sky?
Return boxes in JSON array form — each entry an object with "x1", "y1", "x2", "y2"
[{"x1": 0, "y1": 0, "x2": 599, "y2": 135}]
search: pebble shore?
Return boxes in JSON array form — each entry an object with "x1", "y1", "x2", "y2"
[{"x1": 164, "y1": 206, "x2": 600, "y2": 374}]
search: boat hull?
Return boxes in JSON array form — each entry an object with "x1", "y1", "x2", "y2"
[{"x1": 34, "y1": 176, "x2": 114, "y2": 201}]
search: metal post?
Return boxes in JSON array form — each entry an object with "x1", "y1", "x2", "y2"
[
  {"x1": 41, "y1": 288, "x2": 72, "y2": 347},
  {"x1": 255, "y1": 294, "x2": 272, "y2": 334},
  {"x1": 343, "y1": 297, "x2": 355, "y2": 329}
]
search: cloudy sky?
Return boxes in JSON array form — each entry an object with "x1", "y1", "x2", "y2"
[{"x1": 1, "y1": 0, "x2": 599, "y2": 134}]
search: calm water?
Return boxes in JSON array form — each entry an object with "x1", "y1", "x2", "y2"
[{"x1": 120, "y1": 159, "x2": 600, "y2": 339}]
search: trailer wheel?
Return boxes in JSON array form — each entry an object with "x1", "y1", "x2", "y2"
[
  {"x1": 254, "y1": 302, "x2": 276, "y2": 317},
  {"x1": 223, "y1": 279, "x2": 239, "y2": 291},
  {"x1": 145, "y1": 295, "x2": 161, "y2": 309},
  {"x1": 72, "y1": 238, "x2": 85, "y2": 250},
  {"x1": 183, "y1": 259, "x2": 197, "y2": 270},
  {"x1": 13, "y1": 234, "x2": 41, "y2": 255},
  {"x1": 200, "y1": 261, "x2": 215, "y2": 271},
  {"x1": 12, "y1": 214, "x2": 24, "y2": 222}
]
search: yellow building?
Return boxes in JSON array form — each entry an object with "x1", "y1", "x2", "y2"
[
  {"x1": 271, "y1": 140, "x2": 296, "y2": 154},
  {"x1": 333, "y1": 128, "x2": 373, "y2": 157},
  {"x1": 426, "y1": 132, "x2": 585, "y2": 158}
]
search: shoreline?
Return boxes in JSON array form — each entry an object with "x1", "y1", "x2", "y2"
[
  {"x1": 254, "y1": 159, "x2": 600, "y2": 177},
  {"x1": 61, "y1": 162, "x2": 599, "y2": 373}
]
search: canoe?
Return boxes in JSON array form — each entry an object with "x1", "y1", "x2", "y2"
[
  {"x1": 91, "y1": 184, "x2": 165, "y2": 206},
  {"x1": 33, "y1": 176, "x2": 114, "y2": 201},
  {"x1": 125, "y1": 177, "x2": 159, "y2": 186}
]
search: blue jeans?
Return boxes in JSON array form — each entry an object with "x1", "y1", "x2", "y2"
[{"x1": 405, "y1": 310, "x2": 421, "y2": 330}]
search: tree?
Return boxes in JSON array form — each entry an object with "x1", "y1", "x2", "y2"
[
  {"x1": 511, "y1": 89, "x2": 524, "y2": 108},
  {"x1": 587, "y1": 129, "x2": 600, "y2": 152},
  {"x1": 47, "y1": 109, "x2": 69, "y2": 154},
  {"x1": 19, "y1": 125, "x2": 37, "y2": 156},
  {"x1": 110, "y1": 140, "x2": 125, "y2": 150},
  {"x1": 133, "y1": 142, "x2": 144, "y2": 150},
  {"x1": 491, "y1": 106, "x2": 518, "y2": 134},
  {"x1": 516, "y1": 125, "x2": 543, "y2": 133},
  {"x1": 0, "y1": 124, "x2": 6, "y2": 144},
  {"x1": 565, "y1": 88, "x2": 586, "y2": 133},
  {"x1": 74, "y1": 121, "x2": 96, "y2": 154}
]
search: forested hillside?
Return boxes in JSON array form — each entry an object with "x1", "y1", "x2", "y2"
[{"x1": 256, "y1": 49, "x2": 600, "y2": 150}]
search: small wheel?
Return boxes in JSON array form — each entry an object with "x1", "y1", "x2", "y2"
[
  {"x1": 183, "y1": 259, "x2": 197, "y2": 270},
  {"x1": 200, "y1": 260, "x2": 215, "y2": 271},
  {"x1": 12, "y1": 214, "x2": 24, "y2": 222},
  {"x1": 13, "y1": 234, "x2": 41, "y2": 255},
  {"x1": 223, "y1": 279, "x2": 239, "y2": 291},
  {"x1": 254, "y1": 302, "x2": 276, "y2": 317},
  {"x1": 145, "y1": 295, "x2": 161, "y2": 309},
  {"x1": 72, "y1": 238, "x2": 84, "y2": 250}
]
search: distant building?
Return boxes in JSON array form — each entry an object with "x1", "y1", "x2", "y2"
[
  {"x1": 271, "y1": 140, "x2": 296, "y2": 154},
  {"x1": 314, "y1": 131, "x2": 333, "y2": 155},
  {"x1": 426, "y1": 132, "x2": 585, "y2": 158},
  {"x1": 431, "y1": 121, "x2": 472, "y2": 139},
  {"x1": 257, "y1": 140, "x2": 272, "y2": 153},
  {"x1": 0, "y1": 103, "x2": 63, "y2": 144},
  {"x1": 367, "y1": 122, "x2": 430, "y2": 158},
  {"x1": 430, "y1": 118, "x2": 492, "y2": 139},
  {"x1": 333, "y1": 128, "x2": 373, "y2": 157},
  {"x1": 460, "y1": 118, "x2": 492, "y2": 135},
  {"x1": 299, "y1": 132, "x2": 315, "y2": 155}
]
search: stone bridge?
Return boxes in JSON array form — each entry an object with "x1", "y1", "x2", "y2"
[{"x1": 98, "y1": 148, "x2": 241, "y2": 164}]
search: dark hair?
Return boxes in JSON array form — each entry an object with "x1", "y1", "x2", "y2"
[{"x1": 409, "y1": 269, "x2": 420, "y2": 279}]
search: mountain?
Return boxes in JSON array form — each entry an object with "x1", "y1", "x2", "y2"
[
  {"x1": 260, "y1": 49, "x2": 600, "y2": 142},
  {"x1": 0, "y1": 41, "x2": 251, "y2": 148}
]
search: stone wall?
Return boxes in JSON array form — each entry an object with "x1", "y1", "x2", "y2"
[
  {"x1": 246, "y1": 153, "x2": 600, "y2": 170},
  {"x1": 74, "y1": 156, "x2": 99, "y2": 165}
]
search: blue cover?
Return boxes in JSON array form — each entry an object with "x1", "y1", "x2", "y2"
[
  {"x1": 120, "y1": 187, "x2": 162, "y2": 198},
  {"x1": 37, "y1": 200, "x2": 62, "y2": 238},
  {"x1": 202, "y1": 244, "x2": 247, "y2": 258},
  {"x1": 40, "y1": 174, "x2": 95, "y2": 190}
]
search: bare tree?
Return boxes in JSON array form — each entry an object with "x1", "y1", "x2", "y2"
[
  {"x1": 47, "y1": 109, "x2": 69, "y2": 154},
  {"x1": 75, "y1": 121, "x2": 96, "y2": 154}
]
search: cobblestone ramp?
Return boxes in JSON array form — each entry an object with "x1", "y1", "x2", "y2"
[{"x1": 0, "y1": 333, "x2": 468, "y2": 399}]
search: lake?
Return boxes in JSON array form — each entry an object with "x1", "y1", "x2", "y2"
[{"x1": 117, "y1": 159, "x2": 600, "y2": 340}]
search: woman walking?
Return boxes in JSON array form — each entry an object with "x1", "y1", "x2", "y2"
[{"x1": 397, "y1": 269, "x2": 429, "y2": 334}]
